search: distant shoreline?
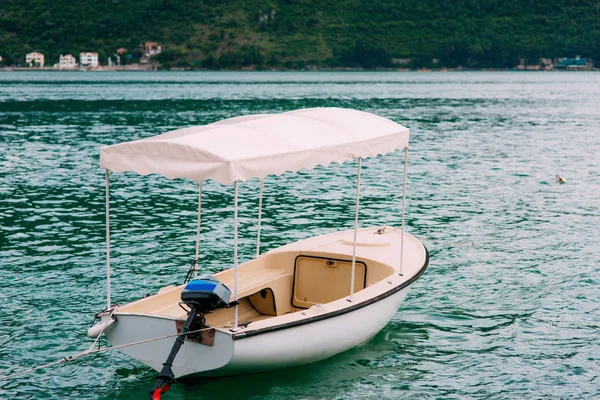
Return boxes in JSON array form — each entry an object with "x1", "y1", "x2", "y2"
[
  {"x1": 0, "y1": 65, "x2": 155, "y2": 72},
  {"x1": 1, "y1": 66, "x2": 598, "y2": 72}
]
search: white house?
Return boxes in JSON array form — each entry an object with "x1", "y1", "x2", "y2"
[
  {"x1": 80, "y1": 52, "x2": 99, "y2": 68},
  {"x1": 56, "y1": 54, "x2": 77, "y2": 69},
  {"x1": 26, "y1": 52, "x2": 45, "y2": 67}
]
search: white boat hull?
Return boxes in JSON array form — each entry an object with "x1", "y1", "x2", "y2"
[
  {"x1": 220, "y1": 286, "x2": 410, "y2": 377},
  {"x1": 105, "y1": 286, "x2": 410, "y2": 378}
]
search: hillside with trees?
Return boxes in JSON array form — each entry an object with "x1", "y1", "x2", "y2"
[{"x1": 1, "y1": 0, "x2": 599, "y2": 69}]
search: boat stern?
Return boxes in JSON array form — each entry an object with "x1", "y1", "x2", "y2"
[{"x1": 103, "y1": 313, "x2": 234, "y2": 378}]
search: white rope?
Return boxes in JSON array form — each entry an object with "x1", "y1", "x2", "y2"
[
  {"x1": 233, "y1": 181, "x2": 239, "y2": 329},
  {"x1": 256, "y1": 179, "x2": 263, "y2": 257},
  {"x1": 0, "y1": 354, "x2": 80, "y2": 382},
  {"x1": 400, "y1": 147, "x2": 408, "y2": 276},
  {"x1": 194, "y1": 181, "x2": 203, "y2": 276},
  {"x1": 105, "y1": 169, "x2": 111, "y2": 309},
  {"x1": 0, "y1": 324, "x2": 221, "y2": 382},
  {"x1": 348, "y1": 158, "x2": 361, "y2": 302}
]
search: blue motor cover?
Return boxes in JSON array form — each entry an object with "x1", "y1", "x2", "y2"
[{"x1": 181, "y1": 275, "x2": 231, "y2": 313}]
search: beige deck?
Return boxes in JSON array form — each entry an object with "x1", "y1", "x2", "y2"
[{"x1": 116, "y1": 226, "x2": 427, "y2": 332}]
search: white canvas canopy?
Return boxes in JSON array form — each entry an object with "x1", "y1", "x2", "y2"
[{"x1": 100, "y1": 108, "x2": 409, "y2": 184}]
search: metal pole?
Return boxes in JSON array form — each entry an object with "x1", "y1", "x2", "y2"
[
  {"x1": 400, "y1": 147, "x2": 408, "y2": 276},
  {"x1": 233, "y1": 181, "x2": 239, "y2": 329},
  {"x1": 194, "y1": 181, "x2": 203, "y2": 276},
  {"x1": 105, "y1": 169, "x2": 111, "y2": 310},
  {"x1": 256, "y1": 179, "x2": 263, "y2": 257},
  {"x1": 348, "y1": 158, "x2": 361, "y2": 302}
]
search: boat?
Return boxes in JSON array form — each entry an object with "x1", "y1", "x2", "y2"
[{"x1": 89, "y1": 107, "x2": 429, "y2": 397}]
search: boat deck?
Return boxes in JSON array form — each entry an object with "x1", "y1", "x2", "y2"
[{"x1": 115, "y1": 226, "x2": 427, "y2": 333}]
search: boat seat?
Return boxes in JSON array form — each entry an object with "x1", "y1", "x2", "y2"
[
  {"x1": 227, "y1": 270, "x2": 293, "y2": 316},
  {"x1": 218, "y1": 268, "x2": 289, "y2": 299},
  {"x1": 203, "y1": 271, "x2": 294, "y2": 324},
  {"x1": 119, "y1": 268, "x2": 293, "y2": 319}
]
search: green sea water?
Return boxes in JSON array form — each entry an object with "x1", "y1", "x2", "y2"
[{"x1": 0, "y1": 71, "x2": 599, "y2": 399}]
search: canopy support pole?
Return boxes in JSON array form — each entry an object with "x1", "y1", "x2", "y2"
[
  {"x1": 105, "y1": 169, "x2": 111, "y2": 310},
  {"x1": 194, "y1": 181, "x2": 203, "y2": 276},
  {"x1": 400, "y1": 147, "x2": 408, "y2": 276},
  {"x1": 256, "y1": 179, "x2": 263, "y2": 257},
  {"x1": 348, "y1": 158, "x2": 361, "y2": 302},
  {"x1": 233, "y1": 181, "x2": 239, "y2": 330}
]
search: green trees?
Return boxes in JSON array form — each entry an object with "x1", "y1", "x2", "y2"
[{"x1": 0, "y1": 0, "x2": 597, "y2": 69}]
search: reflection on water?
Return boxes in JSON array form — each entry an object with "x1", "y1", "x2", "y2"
[{"x1": 0, "y1": 71, "x2": 599, "y2": 399}]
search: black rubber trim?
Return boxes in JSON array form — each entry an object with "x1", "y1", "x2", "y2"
[
  {"x1": 291, "y1": 255, "x2": 368, "y2": 309},
  {"x1": 232, "y1": 245, "x2": 430, "y2": 340}
]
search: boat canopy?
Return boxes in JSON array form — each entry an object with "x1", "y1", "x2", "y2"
[{"x1": 100, "y1": 107, "x2": 409, "y2": 184}]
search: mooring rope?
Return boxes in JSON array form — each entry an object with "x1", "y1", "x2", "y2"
[{"x1": 0, "y1": 325, "x2": 220, "y2": 381}]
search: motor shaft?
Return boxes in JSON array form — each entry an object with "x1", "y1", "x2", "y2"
[{"x1": 148, "y1": 307, "x2": 199, "y2": 399}]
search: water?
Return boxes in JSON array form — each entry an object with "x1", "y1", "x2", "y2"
[{"x1": 1, "y1": 71, "x2": 599, "y2": 399}]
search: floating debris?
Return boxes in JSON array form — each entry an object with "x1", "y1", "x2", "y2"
[{"x1": 556, "y1": 175, "x2": 566, "y2": 184}]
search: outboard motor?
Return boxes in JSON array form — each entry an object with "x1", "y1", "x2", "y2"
[
  {"x1": 149, "y1": 275, "x2": 231, "y2": 399},
  {"x1": 181, "y1": 275, "x2": 231, "y2": 313}
]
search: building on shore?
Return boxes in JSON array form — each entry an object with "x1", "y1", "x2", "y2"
[
  {"x1": 80, "y1": 52, "x2": 99, "y2": 68},
  {"x1": 141, "y1": 42, "x2": 163, "y2": 57},
  {"x1": 108, "y1": 54, "x2": 121, "y2": 67},
  {"x1": 55, "y1": 54, "x2": 77, "y2": 69},
  {"x1": 116, "y1": 48, "x2": 128, "y2": 55},
  {"x1": 25, "y1": 52, "x2": 45, "y2": 67},
  {"x1": 554, "y1": 56, "x2": 592, "y2": 71}
]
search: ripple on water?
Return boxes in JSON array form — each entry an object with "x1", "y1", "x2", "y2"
[{"x1": 0, "y1": 71, "x2": 599, "y2": 399}]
